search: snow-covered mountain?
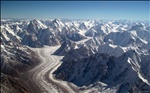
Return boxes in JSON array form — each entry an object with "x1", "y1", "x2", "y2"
[
  {"x1": 129, "y1": 24, "x2": 150, "y2": 42},
  {"x1": 53, "y1": 38, "x2": 78, "y2": 56},
  {"x1": 1, "y1": 37, "x2": 37, "y2": 93},
  {"x1": 104, "y1": 31, "x2": 147, "y2": 47},
  {"x1": 1, "y1": 18, "x2": 150, "y2": 93},
  {"x1": 52, "y1": 19, "x2": 150, "y2": 92},
  {"x1": 54, "y1": 49, "x2": 150, "y2": 92}
]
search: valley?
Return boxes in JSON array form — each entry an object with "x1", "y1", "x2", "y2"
[{"x1": 1, "y1": 19, "x2": 150, "y2": 93}]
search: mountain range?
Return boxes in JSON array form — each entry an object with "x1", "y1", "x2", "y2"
[{"x1": 1, "y1": 19, "x2": 150, "y2": 93}]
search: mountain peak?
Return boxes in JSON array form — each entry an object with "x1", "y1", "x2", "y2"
[
  {"x1": 52, "y1": 19, "x2": 64, "y2": 28},
  {"x1": 129, "y1": 24, "x2": 145, "y2": 31},
  {"x1": 27, "y1": 19, "x2": 47, "y2": 33}
]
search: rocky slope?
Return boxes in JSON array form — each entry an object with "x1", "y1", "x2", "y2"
[
  {"x1": 0, "y1": 41, "x2": 38, "y2": 93},
  {"x1": 53, "y1": 19, "x2": 150, "y2": 92}
]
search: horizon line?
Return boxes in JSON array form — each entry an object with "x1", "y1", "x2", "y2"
[{"x1": 1, "y1": 17, "x2": 149, "y2": 21}]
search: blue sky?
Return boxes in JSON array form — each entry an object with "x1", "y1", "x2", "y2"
[{"x1": 1, "y1": 1, "x2": 150, "y2": 20}]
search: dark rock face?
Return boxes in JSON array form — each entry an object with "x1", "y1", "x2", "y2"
[
  {"x1": 1, "y1": 39, "x2": 38, "y2": 93},
  {"x1": 18, "y1": 19, "x2": 86, "y2": 47},
  {"x1": 54, "y1": 49, "x2": 150, "y2": 92},
  {"x1": 53, "y1": 39, "x2": 77, "y2": 56},
  {"x1": 1, "y1": 36, "x2": 43, "y2": 93},
  {"x1": 22, "y1": 34, "x2": 43, "y2": 47},
  {"x1": 22, "y1": 20, "x2": 62, "y2": 47},
  {"x1": 37, "y1": 28, "x2": 62, "y2": 46},
  {"x1": 66, "y1": 33, "x2": 86, "y2": 41},
  {"x1": 79, "y1": 23, "x2": 88, "y2": 30},
  {"x1": 1, "y1": 73, "x2": 30, "y2": 93}
]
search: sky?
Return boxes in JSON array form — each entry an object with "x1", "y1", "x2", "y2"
[{"x1": 1, "y1": 1, "x2": 150, "y2": 20}]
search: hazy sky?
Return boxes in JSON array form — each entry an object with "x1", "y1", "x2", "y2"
[{"x1": 1, "y1": 1, "x2": 150, "y2": 20}]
